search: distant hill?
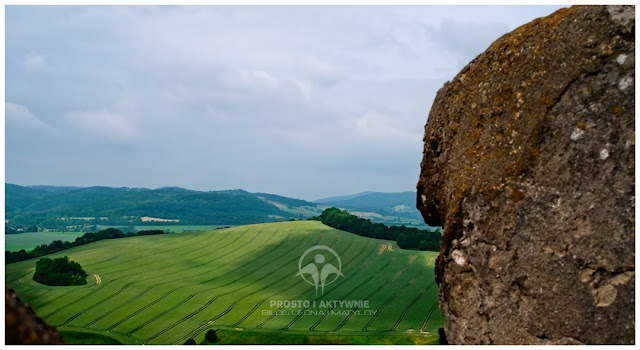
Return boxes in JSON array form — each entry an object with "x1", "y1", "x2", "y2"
[
  {"x1": 5, "y1": 184, "x2": 430, "y2": 231},
  {"x1": 5, "y1": 184, "x2": 317, "y2": 229},
  {"x1": 314, "y1": 191, "x2": 375, "y2": 204},
  {"x1": 315, "y1": 191, "x2": 427, "y2": 226}
]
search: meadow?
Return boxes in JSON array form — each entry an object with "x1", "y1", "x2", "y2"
[
  {"x1": 5, "y1": 221, "x2": 442, "y2": 345},
  {"x1": 5, "y1": 231, "x2": 84, "y2": 252}
]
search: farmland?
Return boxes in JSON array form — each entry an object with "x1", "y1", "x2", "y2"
[
  {"x1": 6, "y1": 221, "x2": 442, "y2": 345},
  {"x1": 5, "y1": 231, "x2": 84, "y2": 252}
]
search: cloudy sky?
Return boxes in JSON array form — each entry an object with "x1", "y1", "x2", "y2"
[{"x1": 6, "y1": 5, "x2": 564, "y2": 200}]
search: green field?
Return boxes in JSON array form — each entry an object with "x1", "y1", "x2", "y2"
[
  {"x1": 5, "y1": 231, "x2": 85, "y2": 251},
  {"x1": 6, "y1": 221, "x2": 442, "y2": 345},
  {"x1": 4, "y1": 226, "x2": 227, "y2": 252}
]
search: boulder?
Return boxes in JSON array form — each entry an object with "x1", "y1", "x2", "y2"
[{"x1": 417, "y1": 5, "x2": 634, "y2": 344}]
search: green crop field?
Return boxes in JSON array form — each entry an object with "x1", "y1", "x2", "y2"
[
  {"x1": 5, "y1": 231, "x2": 85, "y2": 252},
  {"x1": 5, "y1": 221, "x2": 442, "y2": 345}
]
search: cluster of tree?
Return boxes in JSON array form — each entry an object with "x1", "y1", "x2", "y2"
[
  {"x1": 33, "y1": 256, "x2": 88, "y2": 286},
  {"x1": 5, "y1": 225, "x2": 38, "y2": 234},
  {"x1": 312, "y1": 207, "x2": 441, "y2": 251},
  {"x1": 5, "y1": 228, "x2": 168, "y2": 264}
]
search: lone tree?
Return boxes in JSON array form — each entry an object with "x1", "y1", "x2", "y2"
[
  {"x1": 183, "y1": 338, "x2": 196, "y2": 345},
  {"x1": 204, "y1": 329, "x2": 218, "y2": 343},
  {"x1": 33, "y1": 256, "x2": 88, "y2": 286}
]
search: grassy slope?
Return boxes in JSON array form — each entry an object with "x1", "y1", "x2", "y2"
[{"x1": 6, "y1": 221, "x2": 441, "y2": 345}]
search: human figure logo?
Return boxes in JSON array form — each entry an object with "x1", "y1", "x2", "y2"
[{"x1": 296, "y1": 245, "x2": 343, "y2": 295}]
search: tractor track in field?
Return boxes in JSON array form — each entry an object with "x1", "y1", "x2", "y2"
[
  {"x1": 89, "y1": 227, "x2": 239, "y2": 274},
  {"x1": 390, "y1": 257, "x2": 437, "y2": 332},
  {"x1": 149, "y1": 229, "x2": 264, "y2": 283},
  {"x1": 207, "y1": 238, "x2": 371, "y2": 340},
  {"x1": 84, "y1": 285, "x2": 155, "y2": 327},
  {"x1": 173, "y1": 234, "x2": 351, "y2": 345},
  {"x1": 126, "y1": 230, "x2": 300, "y2": 338},
  {"x1": 256, "y1": 240, "x2": 377, "y2": 330},
  {"x1": 420, "y1": 300, "x2": 440, "y2": 333},
  {"x1": 117, "y1": 229, "x2": 271, "y2": 287},
  {"x1": 104, "y1": 228, "x2": 253, "y2": 278},
  {"x1": 231, "y1": 238, "x2": 361, "y2": 328},
  {"x1": 143, "y1": 231, "x2": 327, "y2": 343},
  {"x1": 42, "y1": 281, "x2": 114, "y2": 320},
  {"x1": 200, "y1": 229, "x2": 287, "y2": 284},
  {"x1": 61, "y1": 282, "x2": 134, "y2": 325},
  {"x1": 105, "y1": 290, "x2": 175, "y2": 332},
  {"x1": 89, "y1": 228, "x2": 213, "y2": 268},
  {"x1": 43, "y1": 230, "x2": 265, "y2": 325},
  {"x1": 308, "y1": 251, "x2": 400, "y2": 331},
  {"x1": 390, "y1": 280, "x2": 436, "y2": 331},
  {"x1": 126, "y1": 295, "x2": 196, "y2": 336},
  {"x1": 274, "y1": 241, "x2": 386, "y2": 331},
  {"x1": 22, "y1": 284, "x2": 89, "y2": 309},
  {"x1": 331, "y1": 254, "x2": 417, "y2": 332},
  {"x1": 363, "y1": 255, "x2": 436, "y2": 331},
  {"x1": 104, "y1": 229, "x2": 288, "y2": 334}
]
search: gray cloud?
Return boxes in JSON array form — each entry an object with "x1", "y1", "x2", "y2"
[
  {"x1": 5, "y1": 5, "x2": 564, "y2": 199},
  {"x1": 5, "y1": 102, "x2": 55, "y2": 133}
]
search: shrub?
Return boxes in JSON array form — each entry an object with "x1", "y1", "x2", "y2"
[{"x1": 204, "y1": 329, "x2": 218, "y2": 343}]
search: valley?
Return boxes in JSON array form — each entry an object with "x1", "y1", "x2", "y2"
[{"x1": 5, "y1": 221, "x2": 442, "y2": 345}]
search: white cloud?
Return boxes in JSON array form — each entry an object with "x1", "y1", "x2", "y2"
[
  {"x1": 65, "y1": 110, "x2": 139, "y2": 142},
  {"x1": 354, "y1": 110, "x2": 422, "y2": 145},
  {"x1": 299, "y1": 56, "x2": 344, "y2": 88},
  {"x1": 6, "y1": 5, "x2": 565, "y2": 198},
  {"x1": 23, "y1": 53, "x2": 46, "y2": 72},
  {"x1": 5, "y1": 102, "x2": 53, "y2": 131},
  {"x1": 237, "y1": 70, "x2": 279, "y2": 90}
]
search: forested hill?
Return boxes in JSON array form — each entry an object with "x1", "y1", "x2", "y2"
[{"x1": 5, "y1": 184, "x2": 318, "y2": 229}]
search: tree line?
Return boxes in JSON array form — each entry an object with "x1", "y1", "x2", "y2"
[
  {"x1": 311, "y1": 207, "x2": 441, "y2": 251},
  {"x1": 5, "y1": 228, "x2": 166, "y2": 264}
]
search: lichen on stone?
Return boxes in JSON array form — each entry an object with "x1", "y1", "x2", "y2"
[{"x1": 417, "y1": 5, "x2": 634, "y2": 345}]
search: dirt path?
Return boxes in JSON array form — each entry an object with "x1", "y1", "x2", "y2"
[{"x1": 93, "y1": 273, "x2": 102, "y2": 285}]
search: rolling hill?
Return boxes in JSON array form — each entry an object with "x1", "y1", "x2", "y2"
[
  {"x1": 5, "y1": 221, "x2": 442, "y2": 345},
  {"x1": 5, "y1": 184, "x2": 319, "y2": 229},
  {"x1": 6, "y1": 185, "x2": 432, "y2": 232}
]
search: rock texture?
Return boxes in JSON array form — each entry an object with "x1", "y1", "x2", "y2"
[
  {"x1": 417, "y1": 5, "x2": 634, "y2": 345},
  {"x1": 6, "y1": 288, "x2": 64, "y2": 344}
]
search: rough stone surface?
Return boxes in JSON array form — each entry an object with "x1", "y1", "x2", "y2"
[
  {"x1": 5, "y1": 288, "x2": 64, "y2": 344},
  {"x1": 416, "y1": 5, "x2": 634, "y2": 345}
]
